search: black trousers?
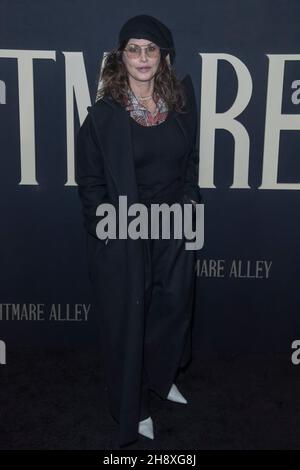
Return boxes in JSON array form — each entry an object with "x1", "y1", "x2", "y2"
[
  {"x1": 91, "y1": 197, "x2": 197, "y2": 441},
  {"x1": 139, "y1": 207, "x2": 197, "y2": 421}
]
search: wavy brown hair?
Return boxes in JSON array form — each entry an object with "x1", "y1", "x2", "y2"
[{"x1": 95, "y1": 40, "x2": 188, "y2": 114}]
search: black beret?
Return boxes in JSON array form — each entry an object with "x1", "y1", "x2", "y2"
[{"x1": 118, "y1": 14, "x2": 176, "y2": 65}]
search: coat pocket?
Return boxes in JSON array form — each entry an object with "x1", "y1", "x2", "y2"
[{"x1": 180, "y1": 194, "x2": 197, "y2": 240}]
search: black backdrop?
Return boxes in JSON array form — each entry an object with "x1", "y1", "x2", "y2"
[{"x1": 1, "y1": 0, "x2": 300, "y2": 353}]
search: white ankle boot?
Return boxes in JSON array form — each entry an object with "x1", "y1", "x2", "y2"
[
  {"x1": 138, "y1": 416, "x2": 154, "y2": 440},
  {"x1": 166, "y1": 383, "x2": 188, "y2": 404}
]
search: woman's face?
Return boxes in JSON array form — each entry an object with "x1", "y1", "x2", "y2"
[{"x1": 122, "y1": 38, "x2": 161, "y2": 82}]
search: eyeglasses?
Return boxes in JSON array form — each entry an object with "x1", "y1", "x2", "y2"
[{"x1": 123, "y1": 43, "x2": 169, "y2": 59}]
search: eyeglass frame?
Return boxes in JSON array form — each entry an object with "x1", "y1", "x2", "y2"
[{"x1": 121, "y1": 43, "x2": 171, "y2": 58}]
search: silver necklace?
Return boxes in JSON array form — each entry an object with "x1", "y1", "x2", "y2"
[{"x1": 137, "y1": 94, "x2": 152, "y2": 101}]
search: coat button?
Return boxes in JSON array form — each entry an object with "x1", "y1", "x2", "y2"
[{"x1": 136, "y1": 300, "x2": 140, "y2": 304}]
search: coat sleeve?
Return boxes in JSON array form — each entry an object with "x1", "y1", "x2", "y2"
[
  {"x1": 75, "y1": 108, "x2": 109, "y2": 243},
  {"x1": 183, "y1": 75, "x2": 202, "y2": 204}
]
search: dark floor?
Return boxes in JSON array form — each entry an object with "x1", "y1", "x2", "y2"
[{"x1": 0, "y1": 348, "x2": 299, "y2": 450}]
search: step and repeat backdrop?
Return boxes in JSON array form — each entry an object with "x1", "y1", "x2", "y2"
[{"x1": 0, "y1": 0, "x2": 300, "y2": 353}]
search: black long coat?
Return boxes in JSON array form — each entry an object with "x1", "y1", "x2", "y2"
[{"x1": 75, "y1": 73, "x2": 202, "y2": 447}]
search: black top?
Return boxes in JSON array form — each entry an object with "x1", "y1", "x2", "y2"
[{"x1": 130, "y1": 111, "x2": 187, "y2": 207}]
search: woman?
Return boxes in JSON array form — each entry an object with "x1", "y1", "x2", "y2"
[{"x1": 75, "y1": 14, "x2": 202, "y2": 448}]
